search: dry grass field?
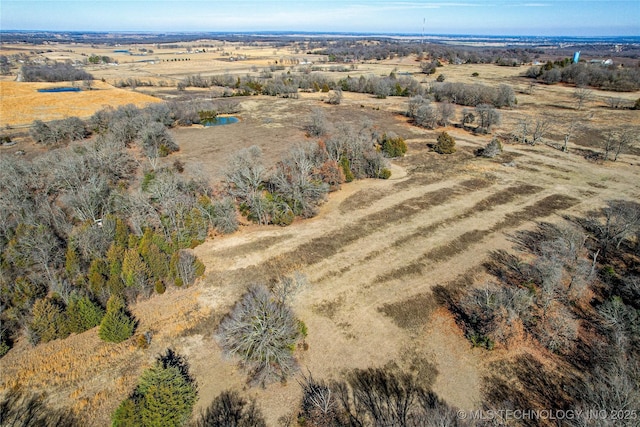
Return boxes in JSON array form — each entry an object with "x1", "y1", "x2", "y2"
[
  {"x1": 0, "y1": 80, "x2": 160, "y2": 127},
  {"x1": 0, "y1": 40, "x2": 639, "y2": 426}
]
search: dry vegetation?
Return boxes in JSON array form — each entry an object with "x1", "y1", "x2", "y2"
[
  {"x1": 0, "y1": 80, "x2": 160, "y2": 127},
  {"x1": 1, "y1": 37, "x2": 639, "y2": 426}
]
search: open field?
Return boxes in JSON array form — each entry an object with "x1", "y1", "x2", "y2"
[
  {"x1": 0, "y1": 80, "x2": 160, "y2": 127},
  {"x1": 1, "y1": 39, "x2": 639, "y2": 425}
]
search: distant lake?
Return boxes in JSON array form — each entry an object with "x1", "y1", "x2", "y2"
[{"x1": 202, "y1": 116, "x2": 239, "y2": 126}]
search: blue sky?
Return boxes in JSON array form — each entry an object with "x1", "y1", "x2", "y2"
[{"x1": 1, "y1": 1, "x2": 638, "y2": 36}]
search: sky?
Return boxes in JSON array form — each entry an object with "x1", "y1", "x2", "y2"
[{"x1": 1, "y1": 0, "x2": 638, "y2": 37}]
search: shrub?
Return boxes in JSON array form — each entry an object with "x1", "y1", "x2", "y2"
[
  {"x1": 327, "y1": 88, "x2": 342, "y2": 105},
  {"x1": 434, "y1": 131, "x2": 456, "y2": 154},
  {"x1": 154, "y1": 280, "x2": 166, "y2": 294},
  {"x1": 339, "y1": 157, "x2": 355, "y2": 182},
  {"x1": 98, "y1": 295, "x2": 135, "y2": 343},
  {"x1": 0, "y1": 339, "x2": 9, "y2": 358},
  {"x1": 378, "y1": 168, "x2": 392, "y2": 179},
  {"x1": 136, "y1": 332, "x2": 151, "y2": 349},
  {"x1": 217, "y1": 285, "x2": 303, "y2": 386},
  {"x1": 379, "y1": 133, "x2": 408, "y2": 158},
  {"x1": 476, "y1": 138, "x2": 503, "y2": 158},
  {"x1": 315, "y1": 159, "x2": 345, "y2": 192}
]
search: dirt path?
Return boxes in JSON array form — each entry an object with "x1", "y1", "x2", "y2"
[{"x1": 187, "y1": 136, "x2": 639, "y2": 424}]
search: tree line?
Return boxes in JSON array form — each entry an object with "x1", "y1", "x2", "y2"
[
  {"x1": 526, "y1": 60, "x2": 640, "y2": 92},
  {"x1": 20, "y1": 63, "x2": 94, "y2": 83},
  {"x1": 178, "y1": 70, "x2": 426, "y2": 100}
]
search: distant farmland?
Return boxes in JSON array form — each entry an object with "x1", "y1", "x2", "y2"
[{"x1": 0, "y1": 80, "x2": 160, "y2": 127}]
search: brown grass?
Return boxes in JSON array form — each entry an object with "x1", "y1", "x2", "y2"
[
  {"x1": 0, "y1": 80, "x2": 160, "y2": 127},
  {"x1": 378, "y1": 293, "x2": 438, "y2": 330}
]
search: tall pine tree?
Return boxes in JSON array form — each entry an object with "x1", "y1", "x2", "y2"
[{"x1": 98, "y1": 295, "x2": 135, "y2": 343}]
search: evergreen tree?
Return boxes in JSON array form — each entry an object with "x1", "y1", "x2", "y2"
[
  {"x1": 112, "y1": 349, "x2": 197, "y2": 427},
  {"x1": 87, "y1": 258, "x2": 107, "y2": 296},
  {"x1": 121, "y1": 248, "x2": 149, "y2": 292},
  {"x1": 28, "y1": 298, "x2": 69, "y2": 345},
  {"x1": 64, "y1": 244, "x2": 81, "y2": 282},
  {"x1": 434, "y1": 131, "x2": 456, "y2": 154},
  {"x1": 67, "y1": 295, "x2": 105, "y2": 333},
  {"x1": 98, "y1": 295, "x2": 135, "y2": 343},
  {"x1": 139, "y1": 229, "x2": 169, "y2": 283},
  {"x1": 380, "y1": 133, "x2": 408, "y2": 158},
  {"x1": 113, "y1": 216, "x2": 130, "y2": 248},
  {"x1": 106, "y1": 243, "x2": 125, "y2": 296}
]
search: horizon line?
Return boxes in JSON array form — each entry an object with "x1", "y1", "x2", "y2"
[{"x1": 1, "y1": 29, "x2": 638, "y2": 40}]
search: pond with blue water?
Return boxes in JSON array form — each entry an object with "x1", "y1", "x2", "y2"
[
  {"x1": 202, "y1": 116, "x2": 239, "y2": 126},
  {"x1": 37, "y1": 87, "x2": 82, "y2": 93}
]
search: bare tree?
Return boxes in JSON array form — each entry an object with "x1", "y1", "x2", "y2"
[
  {"x1": 437, "y1": 102, "x2": 455, "y2": 127},
  {"x1": 407, "y1": 95, "x2": 428, "y2": 118},
  {"x1": 271, "y1": 271, "x2": 308, "y2": 306},
  {"x1": 461, "y1": 108, "x2": 475, "y2": 129},
  {"x1": 583, "y1": 200, "x2": 640, "y2": 253},
  {"x1": 612, "y1": 128, "x2": 637, "y2": 162},
  {"x1": 601, "y1": 129, "x2": 617, "y2": 161},
  {"x1": 414, "y1": 103, "x2": 438, "y2": 129},
  {"x1": 224, "y1": 146, "x2": 268, "y2": 224},
  {"x1": 561, "y1": 117, "x2": 582, "y2": 152},
  {"x1": 475, "y1": 104, "x2": 501, "y2": 133},
  {"x1": 536, "y1": 303, "x2": 579, "y2": 354},
  {"x1": 63, "y1": 175, "x2": 111, "y2": 222},
  {"x1": 270, "y1": 144, "x2": 329, "y2": 218},
  {"x1": 495, "y1": 84, "x2": 516, "y2": 108},
  {"x1": 305, "y1": 108, "x2": 329, "y2": 137},
  {"x1": 531, "y1": 115, "x2": 552, "y2": 145},
  {"x1": 573, "y1": 87, "x2": 594, "y2": 111},
  {"x1": 476, "y1": 138, "x2": 503, "y2": 158},
  {"x1": 139, "y1": 122, "x2": 179, "y2": 170},
  {"x1": 170, "y1": 249, "x2": 204, "y2": 287},
  {"x1": 217, "y1": 285, "x2": 302, "y2": 386},
  {"x1": 298, "y1": 372, "x2": 342, "y2": 426},
  {"x1": 212, "y1": 197, "x2": 239, "y2": 234},
  {"x1": 513, "y1": 116, "x2": 530, "y2": 144}
]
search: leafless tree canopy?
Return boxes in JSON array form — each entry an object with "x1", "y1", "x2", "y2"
[{"x1": 217, "y1": 284, "x2": 303, "y2": 386}]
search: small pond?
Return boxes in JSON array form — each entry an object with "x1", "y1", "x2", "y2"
[
  {"x1": 202, "y1": 116, "x2": 239, "y2": 126},
  {"x1": 37, "y1": 87, "x2": 82, "y2": 93}
]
